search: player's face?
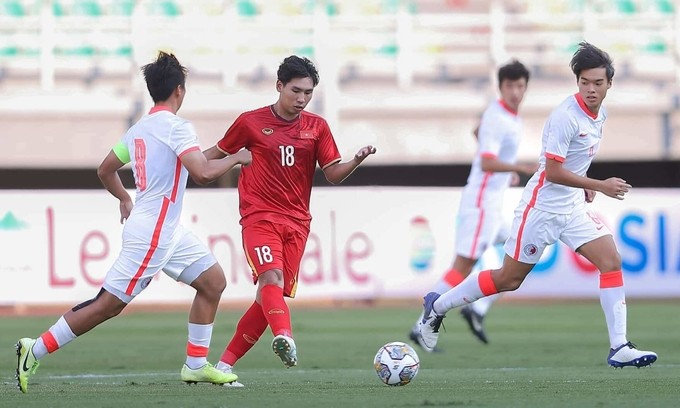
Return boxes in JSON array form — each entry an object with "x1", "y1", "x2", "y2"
[
  {"x1": 276, "y1": 77, "x2": 315, "y2": 120},
  {"x1": 499, "y1": 77, "x2": 527, "y2": 112},
  {"x1": 577, "y1": 67, "x2": 611, "y2": 113}
]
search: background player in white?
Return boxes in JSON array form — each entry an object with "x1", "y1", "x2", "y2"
[
  {"x1": 409, "y1": 60, "x2": 535, "y2": 349},
  {"x1": 418, "y1": 42, "x2": 657, "y2": 368},
  {"x1": 15, "y1": 51, "x2": 251, "y2": 393}
]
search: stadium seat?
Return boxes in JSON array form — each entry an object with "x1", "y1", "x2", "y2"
[
  {"x1": 52, "y1": 1, "x2": 64, "y2": 16},
  {"x1": 0, "y1": 45, "x2": 19, "y2": 56},
  {"x1": 615, "y1": 0, "x2": 636, "y2": 14},
  {"x1": 72, "y1": 0, "x2": 101, "y2": 16},
  {"x1": 236, "y1": 0, "x2": 258, "y2": 16},
  {"x1": 655, "y1": 0, "x2": 674, "y2": 14},
  {"x1": 1, "y1": 0, "x2": 24, "y2": 16},
  {"x1": 55, "y1": 45, "x2": 96, "y2": 56},
  {"x1": 111, "y1": 0, "x2": 135, "y2": 16},
  {"x1": 146, "y1": 0, "x2": 180, "y2": 16}
]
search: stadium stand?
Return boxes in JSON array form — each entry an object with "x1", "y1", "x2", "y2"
[{"x1": 0, "y1": 0, "x2": 678, "y2": 172}]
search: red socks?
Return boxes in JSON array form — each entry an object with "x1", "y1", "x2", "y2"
[
  {"x1": 260, "y1": 284, "x2": 292, "y2": 337},
  {"x1": 221, "y1": 284, "x2": 292, "y2": 366},
  {"x1": 221, "y1": 302, "x2": 268, "y2": 366}
]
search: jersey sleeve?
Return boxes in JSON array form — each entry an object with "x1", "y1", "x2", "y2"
[
  {"x1": 476, "y1": 109, "x2": 502, "y2": 158},
  {"x1": 217, "y1": 114, "x2": 249, "y2": 155},
  {"x1": 169, "y1": 120, "x2": 201, "y2": 157},
  {"x1": 544, "y1": 110, "x2": 578, "y2": 163},
  {"x1": 315, "y1": 120, "x2": 341, "y2": 168}
]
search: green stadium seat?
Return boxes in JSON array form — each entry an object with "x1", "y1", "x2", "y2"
[
  {"x1": 52, "y1": 1, "x2": 64, "y2": 16},
  {"x1": 147, "y1": 0, "x2": 180, "y2": 16},
  {"x1": 301, "y1": 0, "x2": 337, "y2": 16},
  {"x1": 377, "y1": 44, "x2": 399, "y2": 55},
  {"x1": 0, "y1": 45, "x2": 19, "y2": 56},
  {"x1": 112, "y1": 0, "x2": 135, "y2": 16},
  {"x1": 644, "y1": 40, "x2": 667, "y2": 54},
  {"x1": 655, "y1": 0, "x2": 674, "y2": 14},
  {"x1": 236, "y1": 0, "x2": 258, "y2": 16},
  {"x1": 72, "y1": 0, "x2": 101, "y2": 16},
  {"x1": 295, "y1": 45, "x2": 314, "y2": 57},
  {"x1": 56, "y1": 45, "x2": 96, "y2": 56},
  {"x1": 1, "y1": 0, "x2": 24, "y2": 16},
  {"x1": 615, "y1": 0, "x2": 636, "y2": 14}
]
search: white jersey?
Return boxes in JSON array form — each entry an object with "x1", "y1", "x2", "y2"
[
  {"x1": 460, "y1": 100, "x2": 523, "y2": 210},
  {"x1": 121, "y1": 106, "x2": 200, "y2": 245},
  {"x1": 521, "y1": 94, "x2": 606, "y2": 214}
]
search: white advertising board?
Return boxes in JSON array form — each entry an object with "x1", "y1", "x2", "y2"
[{"x1": 1, "y1": 187, "x2": 679, "y2": 305}]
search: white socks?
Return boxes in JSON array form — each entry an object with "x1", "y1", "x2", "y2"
[
  {"x1": 600, "y1": 286, "x2": 627, "y2": 349},
  {"x1": 186, "y1": 323, "x2": 213, "y2": 369},
  {"x1": 32, "y1": 316, "x2": 77, "y2": 360}
]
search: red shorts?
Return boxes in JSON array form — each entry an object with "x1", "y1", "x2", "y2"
[{"x1": 242, "y1": 220, "x2": 309, "y2": 298}]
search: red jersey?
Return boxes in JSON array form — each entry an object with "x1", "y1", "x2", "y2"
[{"x1": 217, "y1": 105, "x2": 341, "y2": 230}]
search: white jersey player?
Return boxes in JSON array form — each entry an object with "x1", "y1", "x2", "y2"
[
  {"x1": 15, "y1": 52, "x2": 251, "y2": 394},
  {"x1": 410, "y1": 60, "x2": 535, "y2": 349},
  {"x1": 419, "y1": 42, "x2": 657, "y2": 369}
]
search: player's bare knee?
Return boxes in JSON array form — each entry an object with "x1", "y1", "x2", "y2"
[
  {"x1": 494, "y1": 272, "x2": 524, "y2": 292},
  {"x1": 597, "y1": 252, "x2": 622, "y2": 273},
  {"x1": 200, "y1": 275, "x2": 226, "y2": 300}
]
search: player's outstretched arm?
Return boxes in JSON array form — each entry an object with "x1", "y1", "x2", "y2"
[
  {"x1": 322, "y1": 145, "x2": 377, "y2": 185},
  {"x1": 182, "y1": 148, "x2": 251, "y2": 186},
  {"x1": 481, "y1": 156, "x2": 537, "y2": 176},
  {"x1": 202, "y1": 145, "x2": 227, "y2": 160},
  {"x1": 98, "y1": 150, "x2": 133, "y2": 223},
  {"x1": 545, "y1": 158, "x2": 631, "y2": 200}
]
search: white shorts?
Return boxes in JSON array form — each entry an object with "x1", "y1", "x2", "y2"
[
  {"x1": 103, "y1": 224, "x2": 216, "y2": 303},
  {"x1": 504, "y1": 201, "x2": 611, "y2": 264},
  {"x1": 455, "y1": 207, "x2": 510, "y2": 259}
]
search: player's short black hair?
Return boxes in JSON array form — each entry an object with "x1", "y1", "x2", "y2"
[
  {"x1": 277, "y1": 55, "x2": 319, "y2": 87},
  {"x1": 141, "y1": 51, "x2": 188, "y2": 102},
  {"x1": 570, "y1": 41, "x2": 615, "y2": 81},
  {"x1": 498, "y1": 59, "x2": 530, "y2": 86}
]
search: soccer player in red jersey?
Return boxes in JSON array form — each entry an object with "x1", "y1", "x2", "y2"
[{"x1": 203, "y1": 55, "x2": 376, "y2": 384}]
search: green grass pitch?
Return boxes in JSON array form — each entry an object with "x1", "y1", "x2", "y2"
[{"x1": 1, "y1": 300, "x2": 678, "y2": 408}]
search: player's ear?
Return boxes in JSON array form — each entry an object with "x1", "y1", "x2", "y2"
[{"x1": 276, "y1": 80, "x2": 283, "y2": 92}]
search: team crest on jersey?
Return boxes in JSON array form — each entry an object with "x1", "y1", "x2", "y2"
[
  {"x1": 140, "y1": 277, "x2": 153, "y2": 289},
  {"x1": 261, "y1": 128, "x2": 274, "y2": 135},
  {"x1": 523, "y1": 244, "x2": 538, "y2": 257}
]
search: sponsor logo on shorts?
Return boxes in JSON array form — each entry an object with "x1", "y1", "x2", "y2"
[
  {"x1": 140, "y1": 277, "x2": 152, "y2": 289},
  {"x1": 579, "y1": 132, "x2": 588, "y2": 137},
  {"x1": 523, "y1": 244, "x2": 538, "y2": 257},
  {"x1": 261, "y1": 128, "x2": 274, "y2": 135}
]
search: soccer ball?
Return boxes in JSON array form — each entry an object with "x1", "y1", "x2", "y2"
[{"x1": 373, "y1": 341, "x2": 420, "y2": 386}]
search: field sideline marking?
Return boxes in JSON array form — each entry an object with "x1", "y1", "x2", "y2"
[{"x1": 10, "y1": 364, "x2": 677, "y2": 381}]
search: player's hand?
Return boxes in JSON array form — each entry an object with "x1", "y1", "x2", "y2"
[
  {"x1": 584, "y1": 188, "x2": 597, "y2": 203},
  {"x1": 354, "y1": 145, "x2": 377, "y2": 162},
  {"x1": 234, "y1": 149, "x2": 252, "y2": 166},
  {"x1": 599, "y1": 177, "x2": 631, "y2": 200},
  {"x1": 120, "y1": 199, "x2": 133, "y2": 224},
  {"x1": 510, "y1": 172, "x2": 520, "y2": 186}
]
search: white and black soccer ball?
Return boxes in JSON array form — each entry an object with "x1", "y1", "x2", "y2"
[{"x1": 373, "y1": 341, "x2": 420, "y2": 386}]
